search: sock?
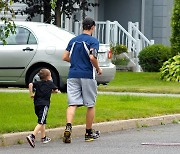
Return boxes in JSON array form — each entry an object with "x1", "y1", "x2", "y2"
[
  {"x1": 31, "y1": 134, "x2": 35, "y2": 139},
  {"x1": 42, "y1": 136, "x2": 46, "y2": 139},
  {"x1": 86, "y1": 129, "x2": 92, "y2": 135},
  {"x1": 66, "y1": 123, "x2": 72, "y2": 128}
]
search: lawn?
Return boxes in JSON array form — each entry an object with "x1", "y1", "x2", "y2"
[
  {"x1": 98, "y1": 72, "x2": 180, "y2": 94},
  {"x1": 1, "y1": 92, "x2": 180, "y2": 134}
]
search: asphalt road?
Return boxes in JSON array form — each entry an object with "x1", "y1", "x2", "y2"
[{"x1": 1, "y1": 124, "x2": 180, "y2": 154}]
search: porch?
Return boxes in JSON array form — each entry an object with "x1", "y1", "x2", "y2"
[{"x1": 63, "y1": 20, "x2": 154, "y2": 72}]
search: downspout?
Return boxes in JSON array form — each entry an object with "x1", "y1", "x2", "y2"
[
  {"x1": 94, "y1": 0, "x2": 98, "y2": 21},
  {"x1": 141, "y1": 0, "x2": 145, "y2": 33}
]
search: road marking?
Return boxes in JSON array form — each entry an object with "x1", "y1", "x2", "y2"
[{"x1": 142, "y1": 142, "x2": 180, "y2": 146}]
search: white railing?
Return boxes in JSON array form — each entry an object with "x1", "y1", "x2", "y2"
[
  {"x1": 73, "y1": 20, "x2": 154, "y2": 72},
  {"x1": 128, "y1": 22, "x2": 154, "y2": 50}
]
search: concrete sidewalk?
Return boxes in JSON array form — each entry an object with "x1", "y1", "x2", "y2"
[
  {"x1": 98, "y1": 91, "x2": 180, "y2": 97},
  {"x1": 1, "y1": 88, "x2": 180, "y2": 97},
  {"x1": 1, "y1": 114, "x2": 180, "y2": 147}
]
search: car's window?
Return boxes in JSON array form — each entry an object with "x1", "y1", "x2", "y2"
[
  {"x1": 0, "y1": 27, "x2": 37, "y2": 45},
  {"x1": 28, "y1": 32, "x2": 37, "y2": 44}
]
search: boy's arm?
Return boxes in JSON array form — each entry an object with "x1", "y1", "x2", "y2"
[
  {"x1": 29, "y1": 83, "x2": 34, "y2": 98},
  {"x1": 52, "y1": 89, "x2": 61, "y2": 93}
]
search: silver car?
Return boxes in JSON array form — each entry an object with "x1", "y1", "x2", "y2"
[{"x1": 0, "y1": 21, "x2": 116, "y2": 91}]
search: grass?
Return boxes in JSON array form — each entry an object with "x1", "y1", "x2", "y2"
[
  {"x1": 1, "y1": 92, "x2": 180, "y2": 134},
  {"x1": 98, "y1": 72, "x2": 180, "y2": 94}
]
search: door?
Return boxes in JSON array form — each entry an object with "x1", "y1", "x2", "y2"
[{"x1": 0, "y1": 26, "x2": 37, "y2": 81}]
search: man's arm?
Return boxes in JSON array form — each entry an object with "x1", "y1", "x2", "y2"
[
  {"x1": 89, "y1": 54, "x2": 102, "y2": 75},
  {"x1": 28, "y1": 83, "x2": 34, "y2": 98},
  {"x1": 62, "y1": 50, "x2": 70, "y2": 62}
]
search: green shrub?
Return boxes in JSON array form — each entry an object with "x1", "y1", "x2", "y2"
[
  {"x1": 112, "y1": 57, "x2": 129, "y2": 66},
  {"x1": 170, "y1": 0, "x2": 180, "y2": 56},
  {"x1": 160, "y1": 55, "x2": 180, "y2": 82},
  {"x1": 138, "y1": 44, "x2": 171, "y2": 72},
  {"x1": 110, "y1": 44, "x2": 128, "y2": 55},
  {"x1": 110, "y1": 44, "x2": 128, "y2": 66}
]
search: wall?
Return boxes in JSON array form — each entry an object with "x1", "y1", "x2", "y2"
[
  {"x1": 98, "y1": 0, "x2": 142, "y2": 29},
  {"x1": 144, "y1": 0, "x2": 173, "y2": 45}
]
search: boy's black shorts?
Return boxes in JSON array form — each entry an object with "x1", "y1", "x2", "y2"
[{"x1": 35, "y1": 105, "x2": 49, "y2": 124}]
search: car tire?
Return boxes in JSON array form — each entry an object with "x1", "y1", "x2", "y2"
[{"x1": 27, "y1": 67, "x2": 58, "y2": 87}]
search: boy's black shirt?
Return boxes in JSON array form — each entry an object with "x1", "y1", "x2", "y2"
[{"x1": 33, "y1": 80, "x2": 58, "y2": 106}]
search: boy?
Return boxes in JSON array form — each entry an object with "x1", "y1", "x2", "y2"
[{"x1": 26, "y1": 68, "x2": 59, "y2": 148}]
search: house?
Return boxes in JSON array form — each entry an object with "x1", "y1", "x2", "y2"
[
  {"x1": 1, "y1": 0, "x2": 173, "y2": 71},
  {"x1": 8, "y1": 0, "x2": 173, "y2": 46},
  {"x1": 91, "y1": 0, "x2": 173, "y2": 46}
]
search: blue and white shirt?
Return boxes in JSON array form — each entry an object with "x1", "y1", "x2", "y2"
[{"x1": 66, "y1": 33, "x2": 99, "y2": 79}]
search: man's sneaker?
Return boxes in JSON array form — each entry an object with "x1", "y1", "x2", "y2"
[
  {"x1": 63, "y1": 126, "x2": 72, "y2": 143},
  {"x1": 85, "y1": 130, "x2": 100, "y2": 142},
  {"x1": 26, "y1": 134, "x2": 35, "y2": 148},
  {"x1": 41, "y1": 136, "x2": 51, "y2": 144}
]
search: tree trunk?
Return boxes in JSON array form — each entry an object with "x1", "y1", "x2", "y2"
[
  {"x1": 55, "y1": 1, "x2": 62, "y2": 27},
  {"x1": 43, "y1": 0, "x2": 51, "y2": 23}
]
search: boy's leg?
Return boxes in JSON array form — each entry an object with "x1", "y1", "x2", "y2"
[
  {"x1": 26, "y1": 124, "x2": 43, "y2": 148},
  {"x1": 40, "y1": 124, "x2": 45, "y2": 138},
  {"x1": 40, "y1": 124, "x2": 51, "y2": 144},
  {"x1": 33, "y1": 124, "x2": 43, "y2": 136}
]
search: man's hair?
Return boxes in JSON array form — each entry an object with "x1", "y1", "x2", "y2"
[
  {"x1": 38, "y1": 68, "x2": 50, "y2": 80},
  {"x1": 82, "y1": 17, "x2": 95, "y2": 30}
]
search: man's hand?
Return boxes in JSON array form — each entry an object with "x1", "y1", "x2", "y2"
[
  {"x1": 62, "y1": 50, "x2": 70, "y2": 62},
  {"x1": 96, "y1": 68, "x2": 102, "y2": 75}
]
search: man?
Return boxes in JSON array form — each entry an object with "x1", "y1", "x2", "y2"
[{"x1": 62, "y1": 17, "x2": 102, "y2": 143}]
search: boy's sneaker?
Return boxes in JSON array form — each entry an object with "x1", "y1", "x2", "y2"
[
  {"x1": 41, "y1": 136, "x2": 51, "y2": 144},
  {"x1": 63, "y1": 126, "x2": 72, "y2": 143},
  {"x1": 85, "y1": 129, "x2": 100, "y2": 142},
  {"x1": 26, "y1": 134, "x2": 35, "y2": 148}
]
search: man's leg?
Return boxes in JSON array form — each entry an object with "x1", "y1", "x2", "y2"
[
  {"x1": 86, "y1": 107, "x2": 95, "y2": 129},
  {"x1": 85, "y1": 106, "x2": 100, "y2": 142},
  {"x1": 66, "y1": 106, "x2": 77, "y2": 123},
  {"x1": 63, "y1": 105, "x2": 77, "y2": 143}
]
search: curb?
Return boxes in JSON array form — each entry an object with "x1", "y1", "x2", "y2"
[{"x1": 1, "y1": 114, "x2": 180, "y2": 147}]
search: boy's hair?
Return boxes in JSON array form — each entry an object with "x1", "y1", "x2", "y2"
[
  {"x1": 82, "y1": 17, "x2": 95, "y2": 30},
  {"x1": 38, "y1": 68, "x2": 50, "y2": 80}
]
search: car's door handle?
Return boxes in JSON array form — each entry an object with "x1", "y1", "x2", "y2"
[{"x1": 23, "y1": 47, "x2": 34, "y2": 51}]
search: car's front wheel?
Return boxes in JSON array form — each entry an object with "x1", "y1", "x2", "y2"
[{"x1": 27, "y1": 67, "x2": 58, "y2": 87}]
